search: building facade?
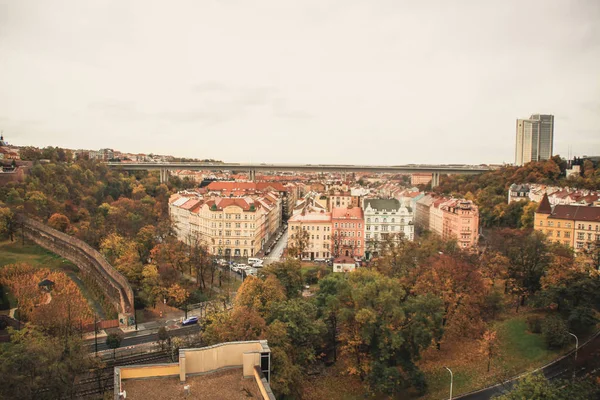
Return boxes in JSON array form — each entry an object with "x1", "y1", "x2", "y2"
[
  {"x1": 288, "y1": 211, "x2": 332, "y2": 260},
  {"x1": 534, "y1": 194, "x2": 600, "y2": 251},
  {"x1": 364, "y1": 198, "x2": 414, "y2": 258},
  {"x1": 515, "y1": 114, "x2": 554, "y2": 166},
  {"x1": 332, "y1": 206, "x2": 365, "y2": 258},
  {"x1": 169, "y1": 192, "x2": 281, "y2": 257}
]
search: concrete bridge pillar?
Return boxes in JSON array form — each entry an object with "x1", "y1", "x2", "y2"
[
  {"x1": 431, "y1": 172, "x2": 440, "y2": 188},
  {"x1": 160, "y1": 168, "x2": 170, "y2": 184},
  {"x1": 249, "y1": 169, "x2": 256, "y2": 181}
]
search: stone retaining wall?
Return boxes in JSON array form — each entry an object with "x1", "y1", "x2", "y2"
[{"x1": 16, "y1": 215, "x2": 134, "y2": 319}]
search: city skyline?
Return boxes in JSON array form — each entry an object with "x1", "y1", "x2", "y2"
[{"x1": 1, "y1": 1, "x2": 599, "y2": 164}]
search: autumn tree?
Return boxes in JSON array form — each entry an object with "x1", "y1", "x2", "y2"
[
  {"x1": 287, "y1": 228, "x2": 309, "y2": 258},
  {"x1": 413, "y1": 254, "x2": 487, "y2": 344},
  {"x1": 0, "y1": 326, "x2": 98, "y2": 400},
  {"x1": 48, "y1": 213, "x2": 70, "y2": 232},
  {"x1": 479, "y1": 330, "x2": 499, "y2": 372},
  {"x1": 0, "y1": 206, "x2": 15, "y2": 240},
  {"x1": 203, "y1": 306, "x2": 267, "y2": 344},
  {"x1": 235, "y1": 275, "x2": 286, "y2": 315},
  {"x1": 261, "y1": 258, "x2": 304, "y2": 298},
  {"x1": 488, "y1": 229, "x2": 551, "y2": 310},
  {"x1": 334, "y1": 269, "x2": 443, "y2": 395}
]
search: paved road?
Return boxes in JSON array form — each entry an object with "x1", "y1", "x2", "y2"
[
  {"x1": 264, "y1": 230, "x2": 288, "y2": 264},
  {"x1": 87, "y1": 324, "x2": 201, "y2": 352},
  {"x1": 457, "y1": 332, "x2": 600, "y2": 399}
]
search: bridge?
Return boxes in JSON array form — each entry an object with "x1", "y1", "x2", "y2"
[{"x1": 107, "y1": 162, "x2": 494, "y2": 187}]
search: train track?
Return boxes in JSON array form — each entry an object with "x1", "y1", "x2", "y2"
[{"x1": 72, "y1": 351, "x2": 172, "y2": 398}]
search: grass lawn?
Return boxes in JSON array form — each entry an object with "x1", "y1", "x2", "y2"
[
  {"x1": 419, "y1": 311, "x2": 561, "y2": 399},
  {"x1": 305, "y1": 310, "x2": 567, "y2": 400}
]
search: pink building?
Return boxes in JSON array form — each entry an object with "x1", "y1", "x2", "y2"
[
  {"x1": 440, "y1": 199, "x2": 479, "y2": 249},
  {"x1": 411, "y1": 173, "x2": 433, "y2": 186},
  {"x1": 332, "y1": 206, "x2": 365, "y2": 258}
]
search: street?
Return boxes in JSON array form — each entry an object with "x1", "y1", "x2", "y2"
[
  {"x1": 457, "y1": 331, "x2": 600, "y2": 399},
  {"x1": 264, "y1": 229, "x2": 288, "y2": 264},
  {"x1": 87, "y1": 324, "x2": 201, "y2": 352}
]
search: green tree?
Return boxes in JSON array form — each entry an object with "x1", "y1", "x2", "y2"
[
  {"x1": 0, "y1": 207, "x2": 15, "y2": 240},
  {"x1": 0, "y1": 326, "x2": 98, "y2": 400},
  {"x1": 336, "y1": 269, "x2": 443, "y2": 395},
  {"x1": 541, "y1": 315, "x2": 569, "y2": 349},
  {"x1": 262, "y1": 258, "x2": 303, "y2": 298},
  {"x1": 494, "y1": 372, "x2": 599, "y2": 400},
  {"x1": 105, "y1": 332, "x2": 123, "y2": 359}
]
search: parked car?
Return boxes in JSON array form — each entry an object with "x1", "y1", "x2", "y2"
[{"x1": 182, "y1": 316, "x2": 199, "y2": 326}]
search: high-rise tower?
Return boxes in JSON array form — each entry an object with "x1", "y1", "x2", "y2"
[{"x1": 515, "y1": 114, "x2": 554, "y2": 166}]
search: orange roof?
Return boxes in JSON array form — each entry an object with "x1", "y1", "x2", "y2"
[{"x1": 332, "y1": 206, "x2": 364, "y2": 219}]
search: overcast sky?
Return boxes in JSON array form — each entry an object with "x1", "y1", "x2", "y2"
[{"x1": 1, "y1": 1, "x2": 599, "y2": 164}]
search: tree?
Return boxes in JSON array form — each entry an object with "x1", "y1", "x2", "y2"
[
  {"x1": 541, "y1": 315, "x2": 569, "y2": 349},
  {"x1": 489, "y1": 229, "x2": 550, "y2": 310},
  {"x1": 0, "y1": 207, "x2": 15, "y2": 241},
  {"x1": 287, "y1": 228, "x2": 309, "y2": 258},
  {"x1": 0, "y1": 326, "x2": 98, "y2": 400},
  {"x1": 235, "y1": 275, "x2": 286, "y2": 315},
  {"x1": 479, "y1": 330, "x2": 499, "y2": 372},
  {"x1": 267, "y1": 298, "x2": 326, "y2": 368},
  {"x1": 48, "y1": 213, "x2": 70, "y2": 233},
  {"x1": 494, "y1": 372, "x2": 599, "y2": 400},
  {"x1": 520, "y1": 201, "x2": 538, "y2": 229},
  {"x1": 166, "y1": 283, "x2": 189, "y2": 307},
  {"x1": 334, "y1": 269, "x2": 443, "y2": 395},
  {"x1": 262, "y1": 258, "x2": 303, "y2": 298},
  {"x1": 203, "y1": 306, "x2": 267, "y2": 345},
  {"x1": 157, "y1": 327, "x2": 169, "y2": 350},
  {"x1": 105, "y1": 332, "x2": 123, "y2": 359},
  {"x1": 413, "y1": 254, "x2": 487, "y2": 343}
]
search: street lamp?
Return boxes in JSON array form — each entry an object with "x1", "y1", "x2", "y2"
[
  {"x1": 444, "y1": 367, "x2": 453, "y2": 400},
  {"x1": 568, "y1": 332, "x2": 578, "y2": 380}
]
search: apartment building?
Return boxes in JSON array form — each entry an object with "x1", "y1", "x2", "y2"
[
  {"x1": 534, "y1": 194, "x2": 600, "y2": 251},
  {"x1": 415, "y1": 195, "x2": 479, "y2": 249},
  {"x1": 364, "y1": 198, "x2": 414, "y2": 258},
  {"x1": 411, "y1": 173, "x2": 433, "y2": 186},
  {"x1": 440, "y1": 199, "x2": 479, "y2": 249},
  {"x1": 206, "y1": 181, "x2": 299, "y2": 221},
  {"x1": 288, "y1": 210, "x2": 332, "y2": 260},
  {"x1": 327, "y1": 190, "x2": 353, "y2": 211},
  {"x1": 169, "y1": 192, "x2": 281, "y2": 257},
  {"x1": 332, "y1": 206, "x2": 365, "y2": 258}
]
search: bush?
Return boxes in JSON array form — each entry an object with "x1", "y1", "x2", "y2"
[
  {"x1": 568, "y1": 306, "x2": 598, "y2": 334},
  {"x1": 527, "y1": 315, "x2": 543, "y2": 334},
  {"x1": 541, "y1": 315, "x2": 569, "y2": 349}
]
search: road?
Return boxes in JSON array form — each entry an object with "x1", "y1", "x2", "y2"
[
  {"x1": 457, "y1": 331, "x2": 600, "y2": 399},
  {"x1": 87, "y1": 324, "x2": 201, "y2": 352},
  {"x1": 264, "y1": 230, "x2": 288, "y2": 264}
]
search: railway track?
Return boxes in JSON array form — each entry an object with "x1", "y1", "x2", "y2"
[{"x1": 71, "y1": 351, "x2": 172, "y2": 398}]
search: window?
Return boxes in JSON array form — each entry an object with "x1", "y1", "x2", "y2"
[
  {"x1": 367, "y1": 218, "x2": 370, "y2": 223},
  {"x1": 335, "y1": 223, "x2": 338, "y2": 228},
  {"x1": 565, "y1": 231, "x2": 571, "y2": 238},
  {"x1": 556, "y1": 231, "x2": 561, "y2": 237},
  {"x1": 578, "y1": 233, "x2": 585, "y2": 240},
  {"x1": 557, "y1": 222, "x2": 561, "y2": 228},
  {"x1": 391, "y1": 218, "x2": 395, "y2": 223},
  {"x1": 358, "y1": 240, "x2": 361, "y2": 246},
  {"x1": 375, "y1": 218, "x2": 378, "y2": 223},
  {"x1": 539, "y1": 221, "x2": 543, "y2": 226}
]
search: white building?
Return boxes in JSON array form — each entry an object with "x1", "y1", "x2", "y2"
[{"x1": 363, "y1": 198, "x2": 414, "y2": 258}]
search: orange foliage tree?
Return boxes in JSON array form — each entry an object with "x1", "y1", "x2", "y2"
[{"x1": 0, "y1": 263, "x2": 94, "y2": 332}]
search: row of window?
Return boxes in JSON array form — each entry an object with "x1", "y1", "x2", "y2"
[
  {"x1": 335, "y1": 231, "x2": 361, "y2": 237},
  {"x1": 366, "y1": 218, "x2": 407, "y2": 223},
  {"x1": 334, "y1": 222, "x2": 362, "y2": 228},
  {"x1": 290, "y1": 225, "x2": 331, "y2": 232}
]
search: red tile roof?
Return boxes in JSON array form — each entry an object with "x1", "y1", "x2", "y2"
[{"x1": 332, "y1": 206, "x2": 364, "y2": 219}]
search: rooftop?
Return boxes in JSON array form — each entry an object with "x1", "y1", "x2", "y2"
[{"x1": 122, "y1": 367, "x2": 263, "y2": 400}]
